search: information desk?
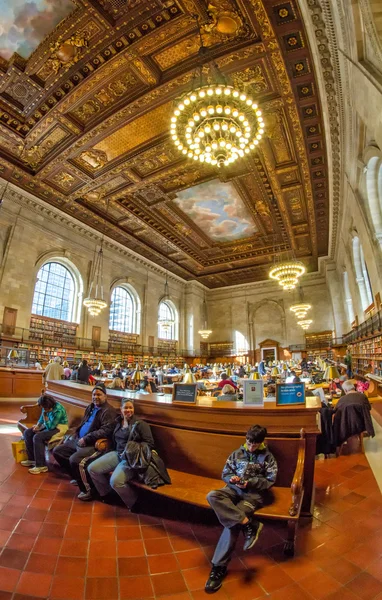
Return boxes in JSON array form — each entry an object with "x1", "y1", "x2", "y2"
[
  {"x1": 44, "y1": 380, "x2": 321, "y2": 515},
  {"x1": 0, "y1": 367, "x2": 43, "y2": 398}
]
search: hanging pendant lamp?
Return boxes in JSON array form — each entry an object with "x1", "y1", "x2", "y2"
[
  {"x1": 269, "y1": 261, "x2": 306, "y2": 290},
  {"x1": 198, "y1": 291, "x2": 212, "y2": 339},
  {"x1": 84, "y1": 199, "x2": 109, "y2": 317}
]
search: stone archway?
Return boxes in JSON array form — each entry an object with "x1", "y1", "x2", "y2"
[{"x1": 249, "y1": 299, "x2": 286, "y2": 353}]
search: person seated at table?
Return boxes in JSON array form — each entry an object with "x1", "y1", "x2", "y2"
[
  {"x1": 77, "y1": 360, "x2": 92, "y2": 384},
  {"x1": 218, "y1": 373, "x2": 238, "y2": 391},
  {"x1": 109, "y1": 377, "x2": 124, "y2": 390},
  {"x1": 52, "y1": 383, "x2": 117, "y2": 493},
  {"x1": 329, "y1": 378, "x2": 343, "y2": 396},
  {"x1": 22, "y1": 393, "x2": 68, "y2": 474},
  {"x1": 167, "y1": 365, "x2": 179, "y2": 374},
  {"x1": 70, "y1": 365, "x2": 79, "y2": 380},
  {"x1": 84, "y1": 400, "x2": 155, "y2": 506},
  {"x1": 236, "y1": 366, "x2": 246, "y2": 378},
  {"x1": 217, "y1": 384, "x2": 238, "y2": 401},
  {"x1": 339, "y1": 368, "x2": 348, "y2": 382},
  {"x1": 140, "y1": 377, "x2": 158, "y2": 393},
  {"x1": 205, "y1": 425, "x2": 278, "y2": 593},
  {"x1": 293, "y1": 375, "x2": 301, "y2": 383}
]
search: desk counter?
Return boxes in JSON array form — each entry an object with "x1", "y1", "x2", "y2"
[{"x1": 0, "y1": 367, "x2": 43, "y2": 398}]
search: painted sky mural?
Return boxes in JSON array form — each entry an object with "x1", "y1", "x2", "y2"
[
  {"x1": 0, "y1": 0, "x2": 74, "y2": 60},
  {"x1": 175, "y1": 179, "x2": 257, "y2": 242}
]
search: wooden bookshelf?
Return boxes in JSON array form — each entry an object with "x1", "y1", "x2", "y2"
[
  {"x1": 29, "y1": 315, "x2": 77, "y2": 346},
  {"x1": 305, "y1": 331, "x2": 333, "y2": 349},
  {"x1": 209, "y1": 342, "x2": 234, "y2": 357},
  {"x1": 348, "y1": 333, "x2": 382, "y2": 377}
]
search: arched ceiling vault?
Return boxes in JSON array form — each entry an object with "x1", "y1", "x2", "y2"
[{"x1": 0, "y1": 0, "x2": 330, "y2": 288}]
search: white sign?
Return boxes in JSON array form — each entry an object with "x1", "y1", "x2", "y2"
[{"x1": 243, "y1": 380, "x2": 264, "y2": 406}]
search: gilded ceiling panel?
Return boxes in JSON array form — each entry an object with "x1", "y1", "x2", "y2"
[{"x1": 94, "y1": 101, "x2": 172, "y2": 161}]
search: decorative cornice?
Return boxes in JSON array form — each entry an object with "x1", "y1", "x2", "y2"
[
  {"x1": 304, "y1": 0, "x2": 343, "y2": 260},
  {"x1": 1, "y1": 181, "x2": 186, "y2": 288}
]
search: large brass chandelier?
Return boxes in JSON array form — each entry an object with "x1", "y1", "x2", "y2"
[
  {"x1": 83, "y1": 244, "x2": 107, "y2": 317},
  {"x1": 269, "y1": 261, "x2": 306, "y2": 290},
  {"x1": 198, "y1": 292, "x2": 212, "y2": 340},
  {"x1": 171, "y1": 84, "x2": 264, "y2": 168}
]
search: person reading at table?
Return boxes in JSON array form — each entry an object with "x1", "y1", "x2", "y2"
[
  {"x1": 217, "y1": 373, "x2": 238, "y2": 391},
  {"x1": 205, "y1": 425, "x2": 277, "y2": 594}
]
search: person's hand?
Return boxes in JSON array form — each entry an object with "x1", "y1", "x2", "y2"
[
  {"x1": 77, "y1": 438, "x2": 86, "y2": 447},
  {"x1": 43, "y1": 413, "x2": 49, "y2": 421},
  {"x1": 32, "y1": 425, "x2": 41, "y2": 432},
  {"x1": 230, "y1": 476, "x2": 240, "y2": 484},
  {"x1": 236, "y1": 480, "x2": 248, "y2": 489}
]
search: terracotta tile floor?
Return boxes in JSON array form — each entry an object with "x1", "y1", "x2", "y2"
[{"x1": 0, "y1": 403, "x2": 381, "y2": 599}]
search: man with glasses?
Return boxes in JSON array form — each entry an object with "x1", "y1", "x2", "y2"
[{"x1": 205, "y1": 425, "x2": 278, "y2": 593}]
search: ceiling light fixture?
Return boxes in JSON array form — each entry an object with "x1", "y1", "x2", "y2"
[
  {"x1": 157, "y1": 243, "x2": 175, "y2": 332},
  {"x1": 269, "y1": 261, "x2": 306, "y2": 290},
  {"x1": 170, "y1": 18, "x2": 264, "y2": 168},
  {"x1": 198, "y1": 290, "x2": 212, "y2": 339},
  {"x1": 290, "y1": 303, "x2": 311, "y2": 320},
  {"x1": 298, "y1": 319, "x2": 313, "y2": 330},
  {"x1": 83, "y1": 199, "x2": 109, "y2": 317}
]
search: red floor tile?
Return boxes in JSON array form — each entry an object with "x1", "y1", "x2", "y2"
[
  {"x1": 345, "y1": 572, "x2": 382, "y2": 599},
  {"x1": 0, "y1": 566, "x2": 21, "y2": 592},
  {"x1": 90, "y1": 526, "x2": 116, "y2": 541},
  {"x1": 89, "y1": 539, "x2": 117, "y2": 558},
  {"x1": 152, "y1": 571, "x2": 187, "y2": 596},
  {"x1": 87, "y1": 557, "x2": 117, "y2": 577},
  {"x1": 55, "y1": 556, "x2": 87, "y2": 577},
  {"x1": 118, "y1": 539, "x2": 146, "y2": 557},
  {"x1": 24, "y1": 552, "x2": 57, "y2": 574},
  {"x1": 323, "y1": 558, "x2": 363, "y2": 584},
  {"x1": 119, "y1": 575, "x2": 154, "y2": 599},
  {"x1": 182, "y1": 565, "x2": 212, "y2": 591},
  {"x1": 85, "y1": 576, "x2": 118, "y2": 599},
  {"x1": 60, "y1": 539, "x2": 89, "y2": 557},
  {"x1": 50, "y1": 575, "x2": 85, "y2": 600},
  {"x1": 118, "y1": 556, "x2": 149, "y2": 577},
  {"x1": 148, "y1": 553, "x2": 179, "y2": 574},
  {"x1": 14, "y1": 520, "x2": 42, "y2": 536},
  {"x1": 16, "y1": 571, "x2": 52, "y2": 597},
  {"x1": 117, "y1": 525, "x2": 142, "y2": 540},
  {"x1": 176, "y1": 548, "x2": 210, "y2": 570},
  {"x1": 141, "y1": 524, "x2": 168, "y2": 539},
  {"x1": 0, "y1": 549, "x2": 29, "y2": 570},
  {"x1": 33, "y1": 535, "x2": 62, "y2": 555},
  {"x1": 5, "y1": 533, "x2": 35, "y2": 552}
]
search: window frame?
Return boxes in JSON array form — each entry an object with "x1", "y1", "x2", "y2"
[{"x1": 32, "y1": 261, "x2": 76, "y2": 322}]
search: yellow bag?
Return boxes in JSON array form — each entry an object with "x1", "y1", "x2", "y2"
[{"x1": 12, "y1": 440, "x2": 27, "y2": 463}]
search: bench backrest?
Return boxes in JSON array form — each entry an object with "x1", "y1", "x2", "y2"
[{"x1": 149, "y1": 423, "x2": 302, "y2": 488}]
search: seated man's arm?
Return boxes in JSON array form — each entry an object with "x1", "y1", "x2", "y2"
[
  {"x1": 137, "y1": 421, "x2": 155, "y2": 449},
  {"x1": 246, "y1": 454, "x2": 278, "y2": 491}
]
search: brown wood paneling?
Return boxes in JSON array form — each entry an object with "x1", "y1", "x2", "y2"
[{"x1": 2, "y1": 307, "x2": 17, "y2": 335}]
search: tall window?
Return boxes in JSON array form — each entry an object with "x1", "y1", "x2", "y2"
[
  {"x1": 109, "y1": 287, "x2": 133, "y2": 332},
  {"x1": 235, "y1": 331, "x2": 249, "y2": 355},
  {"x1": 365, "y1": 156, "x2": 382, "y2": 241},
  {"x1": 158, "y1": 301, "x2": 177, "y2": 340},
  {"x1": 32, "y1": 262, "x2": 75, "y2": 321},
  {"x1": 109, "y1": 285, "x2": 141, "y2": 333},
  {"x1": 343, "y1": 271, "x2": 355, "y2": 326},
  {"x1": 352, "y1": 236, "x2": 373, "y2": 310}
]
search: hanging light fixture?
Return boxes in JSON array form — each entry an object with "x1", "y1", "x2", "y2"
[
  {"x1": 298, "y1": 319, "x2": 313, "y2": 330},
  {"x1": 157, "y1": 243, "x2": 175, "y2": 332},
  {"x1": 269, "y1": 261, "x2": 306, "y2": 290},
  {"x1": 84, "y1": 199, "x2": 109, "y2": 317},
  {"x1": 290, "y1": 286, "x2": 311, "y2": 320},
  {"x1": 170, "y1": 19, "x2": 264, "y2": 168},
  {"x1": 198, "y1": 290, "x2": 212, "y2": 340}
]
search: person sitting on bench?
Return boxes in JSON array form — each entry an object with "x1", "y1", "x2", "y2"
[
  {"x1": 22, "y1": 392, "x2": 68, "y2": 474},
  {"x1": 84, "y1": 399, "x2": 156, "y2": 508},
  {"x1": 52, "y1": 383, "x2": 117, "y2": 493},
  {"x1": 205, "y1": 425, "x2": 278, "y2": 594}
]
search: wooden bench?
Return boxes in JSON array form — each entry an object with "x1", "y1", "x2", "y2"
[
  {"x1": 131, "y1": 424, "x2": 306, "y2": 556},
  {"x1": 18, "y1": 402, "x2": 306, "y2": 556}
]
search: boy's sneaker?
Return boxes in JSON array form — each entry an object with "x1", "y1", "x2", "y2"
[
  {"x1": 77, "y1": 491, "x2": 93, "y2": 501},
  {"x1": 243, "y1": 519, "x2": 263, "y2": 551},
  {"x1": 21, "y1": 460, "x2": 35, "y2": 467},
  {"x1": 205, "y1": 566, "x2": 227, "y2": 593},
  {"x1": 28, "y1": 466, "x2": 48, "y2": 475}
]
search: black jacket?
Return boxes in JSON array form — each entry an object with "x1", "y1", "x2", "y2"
[
  {"x1": 77, "y1": 365, "x2": 92, "y2": 383},
  {"x1": 333, "y1": 393, "x2": 375, "y2": 446},
  {"x1": 112, "y1": 415, "x2": 154, "y2": 451},
  {"x1": 75, "y1": 401, "x2": 118, "y2": 446}
]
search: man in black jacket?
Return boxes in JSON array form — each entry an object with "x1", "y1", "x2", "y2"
[
  {"x1": 205, "y1": 425, "x2": 278, "y2": 594},
  {"x1": 53, "y1": 383, "x2": 117, "y2": 491}
]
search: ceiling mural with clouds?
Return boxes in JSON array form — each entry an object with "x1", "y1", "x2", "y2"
[
  {"x1": 0, "y1": 0, "x2": 74, "y2": 60},
  {"x1": 174, "y1": 180, "x2": 257, "y2": 243}
]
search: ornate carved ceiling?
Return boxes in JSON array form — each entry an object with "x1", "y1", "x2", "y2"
[{"x1": 0, "y1": 0, "x2": 329, "y2": 288}]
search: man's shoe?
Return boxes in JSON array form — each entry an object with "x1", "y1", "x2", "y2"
[
  {"x1": 28, "y1": 466, "x2": 48, "y2": 475},
  {"x1": 205, "y1": 566, "x2": 227, "y2": 594},
  {"x1": 243, "y1": 519, "x2": 263, "y2": 551},
  {"x1": 77, "y1": 491, "x2": 93, "y2": 501},
  {"x1": 21, "y1": 460, "x2": 35, "y2": 467},
  {"x1": 70, "y1": 479, "x2": 79, "y2": 486}
]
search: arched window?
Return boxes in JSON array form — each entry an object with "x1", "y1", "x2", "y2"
[
  {"x1": 32, "y1": 262, "x2": 75, "y2": 321},
  {"x1": 343, "y1": 271, "x2": 355, "y2": 326},
  {"x1": 365, "y1": 155, "x2": 382, "y2": 242},
  {"x1": 158, "y1": 300, "x2": 178, "y2": 340},
  {"x1": 235, "y1": 331, "x2": 249, "y2": 355},
  {"x1": 352, "y1": 236, "x2": 373, "y2": 310},
  {"x1": 109, "y1": 285, "x2": 141, "y2": 334}
]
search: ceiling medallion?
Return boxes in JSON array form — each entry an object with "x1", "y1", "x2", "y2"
[
  {"x1": 171, "y1": 84, "x2": 264, "y2": 168},
  {"x1": 298, "y1": 319, "x2": 313, "y2": 330},
  {"x1": 269, "y1": 261, "x2": 306, "y2": 290},
  {"x1": 290, "y1": 303, "x2": 311, "y2": 320}
]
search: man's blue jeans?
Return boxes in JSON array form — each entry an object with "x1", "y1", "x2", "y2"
[{"x1": 87, "y1": 451, "x2": 138, "y2": 509}]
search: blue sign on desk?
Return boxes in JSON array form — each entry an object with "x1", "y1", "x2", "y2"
[{"x1": 276, "y1": 382, "x2": 305, "y2": 406}]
